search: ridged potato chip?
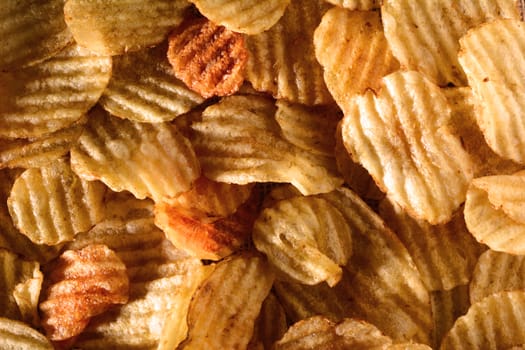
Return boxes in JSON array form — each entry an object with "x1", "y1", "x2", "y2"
[
  {"x1": 179, "y1": 252, "x2": 274, "y2": 349},
  {"x1": 71, "y1": 107, "x2": 200, "y2": 202},
  {"x1": 323, "y1": 0, "x2": 380, "y2": 9},
  {"x1": 458, "y1": 18, "x2": 525, "y2": 163},
  {"x1": 191, "y1": 95, "x2": 343, "y2": 195},
  {"x1": 0, "y1": 317, "x2": 53, "y2": 350},
  {"x1": 99, "y1": 44, "x2": 204, "y2": 123},
  {"x1": 470, "y1": 250, "x2": 525, "y2": 304},
  {"x1": 104, "y1": 190, "x2": 154, "y2": 221},
  {"x1": 247, "y1": 292, "x2": 288, "y2": 350},
  {"x1": 189, "y1": 0, "x2": 291, "y2": 34},
  {"x1": 314, "y1": 7, "x2": 399, "y2": 114},
  {"x1": 64, "y1": 0, "x2": 191, "y2": 56},
  {"x1": 245, "y1": 0, "x2": 333, "y2": 105},
  {"x1": 341, "y1": 71, "x2": 474, "y2": 224},
  {"x1": 0, "y1": 0, "x2": 72, "y2": 70},
  {"x1": 253, "y1": 196, "x2": 352, "y2": 286},
  {"x1": 464, "y1": 171, "x2": 525, "y2": 254},
  {"x1": 382, "y1": 0, "x2": 520, "y2": 86},
  {"x1": 441, "y1": 291, "x2": 525, "y2": 350}
]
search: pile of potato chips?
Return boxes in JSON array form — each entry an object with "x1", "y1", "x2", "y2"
[{"x1": 2, "y1": 0, "x2": 525, "y2": 348}]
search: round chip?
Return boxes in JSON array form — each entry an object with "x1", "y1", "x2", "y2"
[{"x1": 0, "y1": 317, "x2": 53, "y2": 350}]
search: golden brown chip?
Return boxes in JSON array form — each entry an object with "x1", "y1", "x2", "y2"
[
  {"x1": 341, "y1": 71, "x2": 474, "y2": 224},
  {"x1": 458, "y1": 18, "x2": 525, "y2": 163},
  {"x1": 247, "y1": 292, "x2": 288, "y2": 350},
  {"x1": 39, "y1": 244, "x2": 129, "y2": 341},
  {"x1": 167, "y1": 17, "x2": 248, "y2": 99},
  {"x1": 382, "y1": 0, "x2": 520, "y2": 86},
  {"x1": 245, "y1": 0, "x2": 333, "y2": 105},
  {"x1": 441, "y1": 291, "x2": 525, "y2": 350},
  {"x1": 99, "y1": 44, "x2": 205, "y2": 123},
  {"x1": 189, "y1": 0, "x2": 291, "y2": 34},
  {"x1": 0, "y1": 317, "x2": 53, "y2": 350},
  {"x1": 179, "y1": 252, "x2": 275, "y2": 349},
  {"x1": 0, "y1": 0, "x2": 72, "y2": 70},
  {"x1": 0, "y1": 43, "x2": 111, "y2": 138},
  {"x1": 70, "y1": 107, "x2": 200, "y2": 202},
  {"x1": 64, "y1": 0, "x2": 191, "y2": 56},
  {"x1": 103, "y1": 190, "x2": 155, "y2": 221},
  {"x1": 323, "y1": 0, "x2": 380, "y2": 9}
]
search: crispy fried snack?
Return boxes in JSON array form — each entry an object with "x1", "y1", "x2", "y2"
[{"x1": 0, "y1": 317, "x2": 53, "y2": 350}]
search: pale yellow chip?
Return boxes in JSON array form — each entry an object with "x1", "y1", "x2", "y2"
[
  {"x1": 459, "y1": 18, "x2": 525, "y2": 163},
  {"x1": 341, "y1": 71, "x2": 474, "y2": 224},
  {"x1": 104, "y1": 190, "x2": 154, "y2": 221},
  {"x1": 379, "y1": 198, "x2": 486, "y2": 291},
  {"x1": 63, "y1": 0, "x2": 191, "y2": 56},
  {"x1": 464, "y1": 171, "x2": 525, "y2": 254},
  {"x1": 470, "y1": 250, "x2": 525, "y2": 304},
  {"x1": 0, "y1": 0, "x2": 72, "y2": 70},
  {"x1": 323, "y1": 0, "x2": 380, "y2": 10},
  {"x1": 99, "y1": 44, "x2": 205, "y2": 123},
  {"x1": 245, "y1": 0, "x2": 333, "y2": 105},
  {"x1": 179, "y1": 252, "x2": 275, "y2": 349},
  {"x1": 441, "y1": 291, "x2": 525, "y2": 350},
  {"x1": 247, "y1": 292, "x2": 288, "y2": 350},
  {"x1": 71, "y1": 107, "x2": 200, "y2": 202},
  {"x1": 0, "y1": 317, "x2": 53, "y2": 350},
  {"x1": 189, "y1": 0, "x2": 291, "y2": 34},
  {"x1": 314, "y1": 7, "x2": 399, "y2": 114},
  {"x1": 382, "y1": 0, "x2": 520, "y2": 86},
  {"x1": 191, "y1": 95, "x2": 343, "y2": 195},
  {"x1": 0, "y1": 44, "x2": 111, "y2": 138},
  {"x1": 253, "y1": 196, "x2": 352, "y2": 287}
]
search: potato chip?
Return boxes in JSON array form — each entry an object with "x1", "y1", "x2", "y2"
[
  {"x1": 104, "y1": 190, "x2": 155, "y2": 221},
  {"x1": 99, "y1": 44, "x2": 205, "y2": 123},
  {"x1": 458, "y1": 18, "x2": 525, "y2": 163},
  {"x1": 247, "y1": 292, "x2": 288, "y2": 350},
  {"x1": 253, "y1": 196, "x2": 352, "y2": 286},
  {"x1": 323, "y1": 0, "x2": 380, "y2": 10},
  {"x1": 245, "y1": 0, "x2": 333, "y2": 105},
  {"x1": 70, "y1": 107, "x2": 200, "y2": 202},
  {"x1": 464, "y1": 171, "x2": 525, "y2": 254},
  {"x1": 0, "y1": 317, "x2": 53, "y2": 350},
  {"x1": 191, "y1": 95, "x2": 343, "y2": 195},
  {"x1": 441, "y1": 291, "x2": 525, "y2": 350},
  {"x1": 382, "y1": 0, "x2": 520, "y2": 86},
  {"x1": 179, "y1": 252, "x2": 274, "y2": 349},
  {"x1": 189, "y1": 0, "x2": 291, "y2": 34},
  {"x1": 63, "y1": 0, "x2": 191, "y2": 56},
  {"x1": 39, "y1": 244, "x2": 129, "y2": 341},
  {"x1": 0, "y1": 44, "x2": 111, "y2": 139},
  {"x1": 0, "y1": 0, "x2": 72, "y2": 70},
  {"x1": 8, "y1": 158, "x2": 106, "y2": 245},
  {"x1": 12, "y1": 267, "x2": 43, "y2": 328},
  {"x1": 470, "y1": 250, "x2": 525, "y2": 304},
  {"x1": 379, "y1": 198, "x2": 486, "y2": 291},
  {"x1": 341, "y1": 71, "x2": 474, "y2": 224},
  {"x1": 314, "y1": 7, "x2": 399, "y2": 114}
]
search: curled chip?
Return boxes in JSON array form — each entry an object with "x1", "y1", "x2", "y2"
[
  {"x1": 0, "y1": 0, "x2": 72, "y2": 70},
  {"x1": 314, "y1": 7, "x2": 399, "y2": 114},
  {"x1": 191, "y1": 95, "x2": 343, "y2": 195},
  {"x1": 64, "y1": 0, "x2": 190, "y2": 56},
  {"x1": 167, "y1": 17, "x2": 247, "y2": 99},
  {"x1": 441, "y1": 291, "x2": 525, "y2": 350},
  {"x1": 323, "y1": 0, "x2": 380, "y2": 9},
  {"x1": 341, "y1": 71, "x2": 474, "y2": 224},
  {"x1": 464, "y1": 171, "x2": 525, "y2": 254},
  {"x1": 99, "y1": 44, "x2": 205, "y2": 123},
  {"x1": 179, "y1": 252, "x2": 274, "y2": 349},
  {"x1": 70, "y1": 107, "x2": 200, "y2": 202},
  {"x1": 0, "y1": 317, "x2": 53, "y2": 350},
  {"x1": 245, "y1": 0, "x2": 333, "y2": 105},
  {"x1": 458, "y1": 18, "x2": 525, "y2": 164},
  {"x1": 253, "y1": 196, "x2": 352, "y2": 287},
  {"x1": 39, "y1": 244, "x2": 129, "y2": 341},
  {"x1": 470, "y1": 250, "x2": 525, "y2": 304},
  {"x1": 189, "y1": 0, "x2": 291, "y2": 34},
  {"x1": 8, "y1": 158, "x2": 106, "y2": 245},
  {"x1": 0, "y1": 44, "x2": 111, "y2": 138},
  {"x1": 382, "y1": 0, "x2": 519, "y2": 86},
  {"x1": 247, "y1": 292, "x2": 288, "y2": 350}
]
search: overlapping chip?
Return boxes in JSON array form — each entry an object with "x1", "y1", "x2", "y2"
[
  {"x1": 323, "y1": 0, "x2": 380, "y2": 9},
  {"x1": 0, "y1": 317, "x2": 53, "y2": 350},
  {"x1": 458, "y1": 18, "x2": 525, "y2": 163},
  {"x1": 7, "y1": 159, "x2": 106, "y2": 245},
  {"x1": 341, "y1": 71, "x2": 474, "y2": 224},
  {"x1": 247, "y1": 292, "x2": 288, "y2": 350},
  {"x1": 382, "y1": 0, "x2": 520, "y2": 86},
  {"x1": 191, "y1": 95, "x2": 343, "y2": 195},
  {"x1": 63, "y1": 0, "x2": 191, "y2": 56},
  {"x1": 70, "y1": 107, "x2": 200, "y2": 202}
]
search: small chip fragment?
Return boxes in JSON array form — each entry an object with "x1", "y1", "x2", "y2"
[
  {"x1": 0, "y1": 317, "x2": 53, "y2": 350},
  {"x1": 323, "y1": 0, "x2": 380, "y2": 10}
]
